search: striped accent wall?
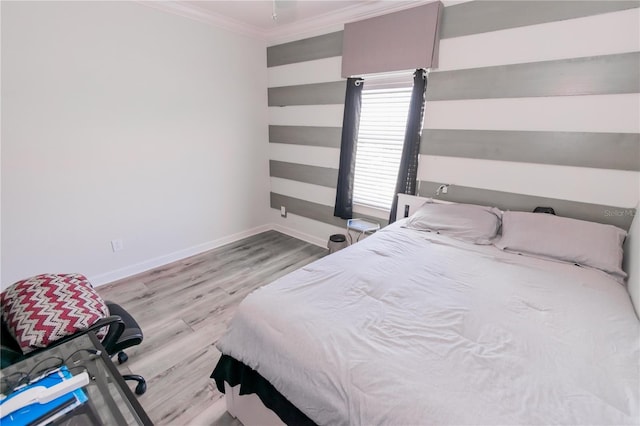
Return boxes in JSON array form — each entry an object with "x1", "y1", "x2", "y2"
[{"x1": 267, "y1": 1, "x2": 640, "y2": 236}]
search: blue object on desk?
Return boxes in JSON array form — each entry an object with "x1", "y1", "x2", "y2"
[{"x1": 0, "y1": 366, "x2": 88, "y2": 426}]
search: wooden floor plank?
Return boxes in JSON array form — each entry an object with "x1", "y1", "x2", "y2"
[
  {"x1": 140, "y1": 345, "x2": 221, "y2": 424},
  {"x1": 182, "y1": 290, "x2": 245, "y2": 331},
  {"x1": 188, "y1": 397, "x2": 242, "y2": 426},
  {"x1": 120, "y1": 317, "x2": 193, "y2": 361},
  {"x1": 97, "y1": 230, "x2": 326, "y2": 425},
  {"x1": 126, "y1": 320, "x2": 226, "y2": 380},
  {"x1": 99, "y1": 280, "x2": 151, "y2": 306},
  {"x1": 127, "y1": 284, "x2": 227, "y2": 331}
]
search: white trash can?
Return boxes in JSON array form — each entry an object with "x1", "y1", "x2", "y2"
[{"x1": 327, "y1": 234, "x2": 348, "y2": 254}]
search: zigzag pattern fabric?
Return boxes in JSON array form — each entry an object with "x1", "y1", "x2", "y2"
[{"x1": 1, "y1": 273, "x2": 109, "y2": 353}]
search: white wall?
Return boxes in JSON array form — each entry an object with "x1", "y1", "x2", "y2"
[
  {"x1": 0, "y1": 2, "x2": 3, "y2": 286},
  {"x1": 1, "y1": 1, "x2": 270, "y2": 289}
]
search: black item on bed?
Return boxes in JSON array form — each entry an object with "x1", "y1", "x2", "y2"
[
  {"x1": 211, "y1": 354, "x2": 316, "y2": 426},
  {"x1": 533, "y1": 206, "x2": 556, "y2": 215}
]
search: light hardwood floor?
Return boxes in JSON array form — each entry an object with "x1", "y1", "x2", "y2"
[{"x1": 97, "y1": 230, "x2": 327, "y2": 425}]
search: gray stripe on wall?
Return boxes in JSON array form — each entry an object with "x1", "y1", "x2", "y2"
[
  {"x1": 421, "y1": 129, "x2": 640, "y2": 171},
  {"x1": 271, "y1": 192, "x2": 386, "y2": 228},
  {"x1": 268, "y1": 81, "x2": 346, "y2": 106},
  {"x1": 269, "y1": 126, "x2": 342, "y2": 148},
  {"x1": 416, "y1": 181, "x2": 635, "y2": 230},
  {"x1": 271, "y1": 192, "x2": 346, "y2": 228},
  {"x1": 440, "y1": 1, "x2": 640, "y2": 39},
  {"x1": 427, "y1": 52, "x2": 640, "y2": 101},
  {"x1": 267, "y1": 31, "x2": 343, "y2": 67},
  {"x1": 270, "y1": 160, "x2": 338, "y2": 188}
]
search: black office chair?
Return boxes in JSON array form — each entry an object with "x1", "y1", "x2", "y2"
[{"x1": 0, "y1": 301, "x2": 147, "y2": 395}]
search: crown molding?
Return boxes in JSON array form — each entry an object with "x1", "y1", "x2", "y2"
[
  {"x1": 265, "y1": 0, "x2": 432, "y2": 45},
  {"x1": 136, "y1": 1, "x2": 267, "y2": 39},
  {"x1": 138, "y1": 0, "x2": 442, "y2": 44}
]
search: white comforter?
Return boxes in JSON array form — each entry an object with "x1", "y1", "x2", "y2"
[{"x1": 217, "y1": 222, "x2": 640, "y2": 425}]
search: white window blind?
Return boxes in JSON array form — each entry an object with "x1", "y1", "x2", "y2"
[{"x1": 353, "y1": 85, "x2": 412, "y2": 210}]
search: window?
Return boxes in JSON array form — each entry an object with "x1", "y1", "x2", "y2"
[{"x1": 352, "y1": 84, "x2": 412, "y2": 211}]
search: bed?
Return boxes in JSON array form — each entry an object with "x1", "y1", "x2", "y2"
[{"x1": 211, "y1": 194, "x2": 640, "y2": 425}]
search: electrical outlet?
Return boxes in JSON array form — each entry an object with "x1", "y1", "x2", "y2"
[
  {"x1": 111, "y1": 239, "x2": 124, "y2": 252},
  {"x1": 280, "y1": 206, "x2": 287, "y2": 218}
]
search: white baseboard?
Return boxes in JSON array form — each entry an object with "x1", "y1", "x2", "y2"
[
  {"x1": 271, "y1": 223, "x2": 328, "y2": 249},
  {"x1": 90, "y1": 224, "x2": 272, "y2": 287}
]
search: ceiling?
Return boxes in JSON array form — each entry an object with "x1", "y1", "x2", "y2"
[{"x1": 142, "y1": 0, "x2": 434, "y2": 42}]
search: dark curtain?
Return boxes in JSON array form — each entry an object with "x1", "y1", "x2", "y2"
[
  {"x1": 334, "y1": 78, "x2": 364, "y2": 219},
  {"x1": 388, "y1": 69, "x2": 427, "y2": 223}
]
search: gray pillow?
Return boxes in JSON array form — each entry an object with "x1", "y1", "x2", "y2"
[
  {"x1": 404, "y1": 202, "x2": 502, "y2": 244},
  {"x1": 496, "y1": 211, "x2": 627, "y2": 280}
]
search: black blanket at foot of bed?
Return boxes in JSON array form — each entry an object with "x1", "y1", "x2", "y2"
[{"x1": 210, "y1": 354, "x2": 316, "y2": 426}]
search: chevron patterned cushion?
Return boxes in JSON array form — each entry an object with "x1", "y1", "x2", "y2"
[{"x1": 1, "y1": 273, "x2": 109, "y2": 354}]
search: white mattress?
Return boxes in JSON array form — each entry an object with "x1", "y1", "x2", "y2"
[{"x1": 217, "y1": 222, "x2": 640, "y2": 425}]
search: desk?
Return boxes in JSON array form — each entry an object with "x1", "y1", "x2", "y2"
[{"x1": 1, "y1": 333, "x2": 152, "y2": 426}]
